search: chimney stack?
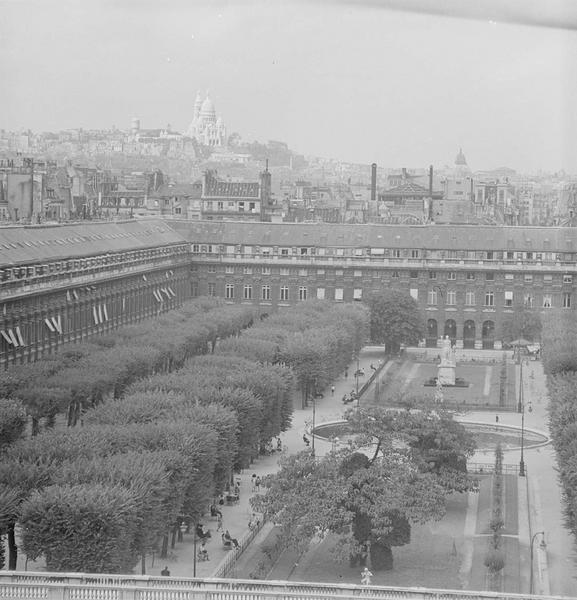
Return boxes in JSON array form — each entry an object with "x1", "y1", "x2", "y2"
[
  {"x1": 371, "y1": 163, "x2": 377, "y2": 203},
  {"x1": 428, "y1": 165, "x2": 434, "y2": 221}
]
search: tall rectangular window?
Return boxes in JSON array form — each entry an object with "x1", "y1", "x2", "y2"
[
  {"x1": 447, "y1": 272, "x2": 456, "y2": 280},
  {"x1": 299, "y1": 286, "x2": 307, "y2": 301},
  {"x1": 299, "y1": 269, "x2": 308, "y2": 277},
  {"x1": 208, "y1": 282, "x2": 216, "y2": 297},
  {"x1": 504, "y1": 291, "x2": 513, "y2": 307},
  {"x1": 446, "y1": 290, "x2": 457, "y2": 305},
  {"x1": 410, "y1": 288, "x2": 418, "y2": 300},
  {"x1": 262, "y1": 267, "x2": 271, "y2": 275},
  {"x1": 335, "y1": 288, "x2": 344, "y2": 301},
  {"x1": 243, "y1": 266, "x2": 253, "y2": 275},
  {"x1": 225, "y1": 265, "x2": 234, "y2": 274},
  {"x1": 280, "y1": 268, "x2": 290, "y2": 276},
  {"x1": 261, "y1": 285, "x2": 271, "y2": 301},
  {"x1": 465, "y1": 291, "x2": 476, "y2": 306},
  {"x1": 484, "y1": 291, "x2": 494, "y2": 306},
  {"x1": 392, "y1": 249, "x2": 401, "y2": 258},
  {"x1": 280, "y1": 286, "x2": 289, "y2": 301},
  {"x1": 353, "y1": 288, "x2": 363, "y2": 300},
  {"x1": 524, "y1": 294, "x2": 534, "y2": 308},
  {"x1": 317, "y1": 287, "x2": 326, "y2": 300},
  {"x1": 225, "y1": 284, "x2": 234, "y2": 299},
  {"x1": 429, "y1": 271, "x2": 437, "y2": 279},
  {"x1": 243, "y1": 285, "x2": 252, "y2": 300},
  {"x1": 563, "y1": 292, "x2": 571, "y2": 308},
  {"x1": 543, "y1": 294, "x2": 552, "y2": 308},
  {"x1": 427, "y1": 289, "x2": 438, "y2": 305}
]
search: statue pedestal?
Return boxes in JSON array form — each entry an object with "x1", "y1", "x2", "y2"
[{"x1": 438, "y1": 364, "x2": 456, "y2": 386}]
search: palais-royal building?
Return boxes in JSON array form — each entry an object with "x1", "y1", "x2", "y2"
[{"x1": 1, "y1": 218, "x2": 576, "y2": 366}]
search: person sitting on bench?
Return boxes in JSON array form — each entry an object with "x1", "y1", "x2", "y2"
[
  {"x1": 222, "y1": 530, "x2": 239, "y2": 549},
  {"x1": 210, "y1": 504, "x2": 222, "y2": 518},
  {"x1": 196, "y1": 523, "x2": 211, "y2": 540}
]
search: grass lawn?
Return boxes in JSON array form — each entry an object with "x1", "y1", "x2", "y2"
[
  {"x1": 374, "y1": 361, "x2": 517, "y2": 410},
  {"x1": 287, "y1": 492, "x2": 468, "y2": 589}
]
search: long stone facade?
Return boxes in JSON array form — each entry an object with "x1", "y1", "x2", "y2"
[
  {"x1": 172, "y1": 220, "x2": 577, "y2": 351},
  {"x1": 1, "y1": 219, "x2": 576, "y2": 366}
]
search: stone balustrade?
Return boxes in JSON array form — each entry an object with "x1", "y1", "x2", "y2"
[{"x1": 0, "y1": 572, "x2": 568, "y2": 600}]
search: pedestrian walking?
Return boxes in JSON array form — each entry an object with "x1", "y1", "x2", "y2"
[
  {"x1": 361, "y1": 567, "x2": 373, "y2": 585},
  {"x1": 303, "y1": 434, "x2": 310, "y2": 447},
  {"x1": 216, "y1": 513, "x2": 223, "y2": 531},
  {"x1": 255, "y1": 476, "x2": 261, "y2": 492},
  {"x1": 251, "y1": 473, "x2": 257, "y2": 492},
  {"x1": 495, "y1": 414, "x2": 499, "y2": 423},
  {"x1": 331, "y1": 385, "x2": 335, "y2": 396}
]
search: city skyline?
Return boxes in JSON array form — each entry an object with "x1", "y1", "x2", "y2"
[{"x1": 2, "y1": 1, "x2": 577, "y2": 173}]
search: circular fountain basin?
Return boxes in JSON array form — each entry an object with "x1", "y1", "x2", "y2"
[{"x1": 313, "y1": 419, "x2": 549, "y2": 452}]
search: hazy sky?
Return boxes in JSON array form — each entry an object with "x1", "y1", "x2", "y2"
[{"x1": 2, "y1": 0, "x2": 577, "y2": 173}]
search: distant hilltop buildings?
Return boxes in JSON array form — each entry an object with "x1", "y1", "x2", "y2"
[{"x1": 0, "y1": 87, "x2": 576, "y2": 227}]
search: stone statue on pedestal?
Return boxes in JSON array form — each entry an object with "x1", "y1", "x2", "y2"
[{"x1": 437, "y1": 335, "x2": 456, "y2": 386}]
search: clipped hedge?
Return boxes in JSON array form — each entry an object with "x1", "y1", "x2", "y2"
[
  {"x1": 21, "y1": 483, "x2": 139, "y2": 573},
  {"x1": 542, "y1": 310, "x2": 577, "y2": 538}
]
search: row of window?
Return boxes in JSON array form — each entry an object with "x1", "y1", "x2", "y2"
[
  {"x1": 203, "y1": 200, "x2": 259, "y2": 212},
  {"x1": 210, "y1": 283, "x2": 572, "y2": 308},
  {"x1": 216, "y1": 284, "x2": 359, "y2": 302},
  {"x1": 0, "y1": 245, "x2": 188, "y2": 284},
  {"x1": 416, "y1": 289, "x2": 571, "y2": 308},
  {"x1": 191, "y1": 243, "x2": 575, "y2": 263},
  {"x1": 204, "y1": 265, "x2": 574, "y2": 284}
]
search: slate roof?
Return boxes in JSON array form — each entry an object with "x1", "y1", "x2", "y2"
[
  {"x1": 169, "y1": 220, "x2": 577, "y2": 253},
  {"x1": 0, "y1": 220, "x2": 186, "y2": 267},
  {"x1": 204, "y1": 180, "x2": 260, "y2": 199},
  {"x1": 153, "y1": 183, "x2": 202, "y2": 198},
  {"x1": 382, "y1": 182, "x2": 431, "y2": 197}
]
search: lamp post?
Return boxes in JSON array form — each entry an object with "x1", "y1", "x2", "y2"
[
  {"x1": 311, "y1": 393, "x2": 316, "y2": 457},
  {"x1": 518, "y1": 359, "x2": 526, "y2": 477},
  {"x1": 530, "y1": 531, "x2": 546, "y2": 594},
  {"x1": 185, "y1": 522, "x2": 198, "y2": 578}
]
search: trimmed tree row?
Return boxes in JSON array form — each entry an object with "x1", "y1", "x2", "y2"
[
  {"x1": 0, "y1": 297, "x2": 256, "y2": 433},
  {"x1": 541, "y1": 310, "x2": 577, "y2": 539},
  {"x1": 0, "y1": 300, "x2": 367, "y2": 574}
]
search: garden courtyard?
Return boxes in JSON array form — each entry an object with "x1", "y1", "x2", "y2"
[{"x1": 238, "y1": 354, "x2": 528, "y2": 593}]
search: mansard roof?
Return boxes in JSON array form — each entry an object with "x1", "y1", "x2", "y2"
[
  {"x1": 204, "y1": 180, "x2": 260, "y2": 199},
  {"x1": 0, "y1": 219, "x2": 186, "y2": 267},
  {"x1": 171, "y1": 220, "x2": 577, "y2": 253}
]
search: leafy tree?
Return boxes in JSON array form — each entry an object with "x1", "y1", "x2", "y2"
[
  {"x1": 366, "y1": 291, "x2": 424, "y2": 353},
  {"x1": 253, "y1": 405, "x2": 476, "y2": 571},
  {"x1": 20, "y1": 483, "x2": 140, "y2": 573},
  {"x1": 0, "y1": 485, "x2": 20, "y2": 569},
  {"x1": 54, "y1": 451, "x2": 177, "y2": 574},
  {"x1": 0, "y1": 457, "x2": 57, "y2": 569},
  {"x1": 500, "y1": 306, "x2": 542, "y2": 344},
  {"x1": 0, "y1": 398, "x2": 27, "y2": 448}
]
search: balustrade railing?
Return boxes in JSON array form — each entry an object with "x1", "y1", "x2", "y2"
[{"x1": 0, "y1": 572, "x2": 567, "y2": 600}]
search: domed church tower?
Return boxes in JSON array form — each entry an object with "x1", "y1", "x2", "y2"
[{"x1": 186, "y1": 91, "x2": 226, "y2": 146}]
